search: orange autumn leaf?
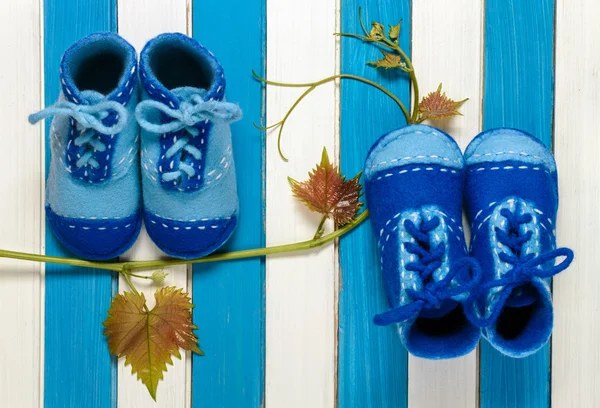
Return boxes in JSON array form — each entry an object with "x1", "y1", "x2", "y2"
[
  {"x1": 103, "y1": 287, "x2": 202, "y2": 400},
  {"x1": 289, "y1": 147, "x2": 363, "y2": 227},
  {"x1": 418, "y1": 83, "x2": 468, "y2": 121}
]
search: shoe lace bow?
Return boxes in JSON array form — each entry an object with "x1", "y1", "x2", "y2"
[
  {"x1": 464, "y1": 208, "x2": 574, "y2": 327},
  {"x1": 29, "y1": 98, "x2": 128, "y2": 169},
  {"x1": 374, "y1": 216, "x2": 482, "y2": 326},
  {"x1": 135, "y1": 95, "x2": 242, "y2": 183}
]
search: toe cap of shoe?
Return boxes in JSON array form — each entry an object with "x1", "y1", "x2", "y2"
[
  {"x1": 46, "y1": 206, "x2": 142, "y2": 260},
  {"x1": 464, "y1": 128, "x2": 556, "y2": 172},
  {"x1": 144, "y1": 212, "x2": 237, "y2": 259},
  {"x1": 364, "y1": 124, "x2": 463, "y2": 181}
]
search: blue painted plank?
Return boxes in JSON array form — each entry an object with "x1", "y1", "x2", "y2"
[
  {"x1": 338, "y1": 2, "x2": 411, "y2": 407},
  {"x1": 43, "y1": 1, "x2": 117, "y2": 407},
  {"x1": 191, "y1": 0, "x2": 265, "y2": 406},
  {"x1": 481, "y1": 1, "x2": 554, "y2": 407}
]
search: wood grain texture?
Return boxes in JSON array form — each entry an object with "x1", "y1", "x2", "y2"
[
  {"x1": 552, "y1": 0, "x2": 600, "y2": 406},
  {"x1": 480, "y1": 1, "x2": 555, "y2": 407},
  {"x1": 42, "y1": 1, "x2": 116, "y2": 407},
  {"x1": 117, "y1": 1, "x2": 190, "y2": 406},
  {"x1": 191, "y1": 0, "x2": 265, "y2": 406},
  {"x1": 265, "y1": 0, "x2": 337, "y2": 405},
  {"x1": 337, "y1": 2, "x2": 410, "y2": 407},
  {"x1": 0, "y1": 0, "x2": 43, "y2": 406},
  {"x1": 409, "y1": 0, "x2": 483, "y2": 406}
]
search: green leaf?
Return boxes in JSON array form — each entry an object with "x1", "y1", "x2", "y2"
[
  {"x1": 389, "y1": 22, "x2": 401, "y2": 42},
  {"x1": 367, "y1": 50, "x2": 406, "y2": 70}
]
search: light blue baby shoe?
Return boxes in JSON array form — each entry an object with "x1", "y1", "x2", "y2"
[
  {"x1": 463, "y1": 128, "x2": 574, "y2": 358},
  {"x1": 136, "y1": 33, "x2": 242, "y2": 259},
  {"x1": 364, "y1": 124, "x2": 482, "y2": 359},
  {"x1": 29, "y1": 32, "x2": 141, "y2": 260}
]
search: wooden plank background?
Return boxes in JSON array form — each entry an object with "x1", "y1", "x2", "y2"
[
  {"x1": 264, "y1": 0, "x2": 338, "y2": 405},
  {"x1": 409, "y1": 1, "x2": 482, "y2": 406},
  {"x1": 338, "y1": 2, "x2": 410, "y2": 408},
  {"x1": 42, "y1": 1, "x2": 116, "y2": 407},
  {"x1": 553, "y1": 0, "x2": 600, "y2": 406},
  {"x1": 481, "y1": 1, "x2": 555, "y2": 406},
  {"x1": 191, "y1": 0, "x2": 265, "y2": 406},
  {"x1": 0, "y1": 0, "x2": 43, "y2": 406},
  {"x1": 0, "y1": 0, "x2": 598, "y2": 407},
  {"x1": 117, "y1": 1, "x2": 190, "y2": 406}
]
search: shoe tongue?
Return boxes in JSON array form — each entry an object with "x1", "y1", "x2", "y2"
[
  {"x1": 171, "y1": 86, "x2": 208, "y2": 102},
  {"x1": 505, "y1": 285, "x2": 537, "y2": 308},
  {"x1": 420, "y1": 299, "x2": 458, "y2": 319},
  {"x1": 80, "y1": 90, "x2": 106, "y2": 104}
]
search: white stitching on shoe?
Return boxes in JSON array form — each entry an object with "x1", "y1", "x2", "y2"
[
  {"x1": 147, "y1": 213, "x2": 233, "y2": 229},
  {"x1": 470, "y1": 165, "x2": 551, "y2": 175},
  {"x1": 472, "y1": 151, "x2": 537, "y2": 158},
  {"x1": 370, "y1": 155, "x2": 460, "y2": 171},
  {"x1": 378, "y1": 208, "x2": 465, "y2": 252},
  {"x1": 471, "y1": 201, "x2": 551, "y2": 243},
  {"x1": 375, "y1": 165, "x2": 458, "y2": 181}
]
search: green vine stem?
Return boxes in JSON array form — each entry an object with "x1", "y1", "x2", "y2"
[
  {"x1": 120, "y1": 271, "x2": 150, "y2": 312},
  {"x1": 127, "y1": 272, "x2": 155, "y2": 281},
  {"x1": 336, "y1": 7, "x2": 420, "y2": 122},
  {"x1": 0, "y1": 210, "x2": 369, "y2": 276},
  {"x1": 252, "y1": 71, "x2": 410, "y2": 161},
  {"x1": 313, "y1": 215, "x2": 328, "y2": 240}
]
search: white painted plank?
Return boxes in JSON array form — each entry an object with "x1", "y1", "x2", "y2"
[
  {"x1": 117, "y1": 1, "x2": 190, "y2": 406},
  {"x1": 0, "y1": 0, "x2": 43, "y2": 406},
  {"x1": 265, "y1": 0, "x2": 338, "y2": 405},
  {"x1": 409, "y1": 1, "x2": 483, "y2": 407},
  {"x1": 552, "y1": 1, "x2": 600, "y2": 406}
]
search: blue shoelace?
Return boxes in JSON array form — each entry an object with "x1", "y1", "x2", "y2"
[
  {"x1": 374, "y1": 216, "x2": 482, "y2": 326},
  {"x1": 29, "y1": 96, "x2": 128, "y2": 169},
  {"x1": 135, "y1": 95, "x2": 242, "y2": 183},
  {"x1": 463, "y1": 208, "x2": 574, "y2": 327}
]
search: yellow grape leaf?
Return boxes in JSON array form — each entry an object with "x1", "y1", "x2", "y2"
[
  {"x1": 389, "y1": 22, "x2": 401, "y2": 42},
  {"x1": 368, "y1": 22, "x2": 385, "y2": 40},
  {"x1": 418, "y1": 83, "x2": 468, "y2": 121},
  {"x1": 289, "y1": 147, "x2": 363, "y2": 227},
  {"x1": 368, "y1": 50, "x2": 405, "y2": 70},
  {"x1": 103, "y1": 287, "x2": 202, "y2": 400}
]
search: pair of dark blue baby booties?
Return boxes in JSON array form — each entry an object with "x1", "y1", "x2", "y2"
[{"x1": 364, "y1": 125, "x2": 573, "y2": 359}]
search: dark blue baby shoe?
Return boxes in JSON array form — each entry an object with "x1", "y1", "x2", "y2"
[
  {"x1": 364, "y1": 124, "x2": 482, "y2": 359},
  {"x1": 463, "y1": 128, "x2": 574, "y2": 358},
  {"x1": 29, "y1": 33, "x2": 141, "y2": 260},
  {"x1": 136, "y1": 33, "x2": 242, "y2": 259}
]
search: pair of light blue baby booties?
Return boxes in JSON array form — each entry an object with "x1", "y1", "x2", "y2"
[{"x1": 30, "y1": 32, "x2": 241, "y2": 261}]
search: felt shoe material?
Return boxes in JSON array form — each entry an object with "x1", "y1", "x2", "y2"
[
  {"x1": 46, "y1": 207, "x2": 142, "y2": 260},
  {"x1": 364, "y1": 124, "x2": 482, "y2": 360},
  {"x1": 29, "y1": 32, "x2": 142, "y2": 260},
  {"x1": 463, "y1": 128, "x2": 574, "y2": 358},
  {"x1": 137, "y1": 33, "x2": 242, "y2": 259}
]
